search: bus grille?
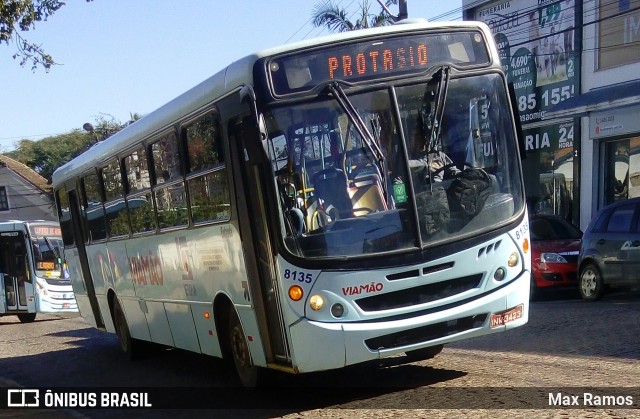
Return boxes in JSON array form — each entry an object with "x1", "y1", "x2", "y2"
[
  {"x1": 364, "y1": 314, "x2": 488, "y2": 351},
  {"x1": 354, "y1": 274, "x2": 483, "y2": 312}
]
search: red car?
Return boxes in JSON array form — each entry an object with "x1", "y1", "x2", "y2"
[{"x1": 529, "y1": 214, "x2": 583, "y2": 300}]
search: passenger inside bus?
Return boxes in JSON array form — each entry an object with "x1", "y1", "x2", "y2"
[{"x1": 407, "y1": 119, "x2": 461, "y2": 185}]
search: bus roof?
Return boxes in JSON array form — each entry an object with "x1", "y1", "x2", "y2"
[{"x1": 52, "y1": 20, "x2": 494, "y2": 187}]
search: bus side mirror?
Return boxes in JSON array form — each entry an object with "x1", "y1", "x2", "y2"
[{"x1": 241, "y1": 115, "x2": 269, "y2": 165}]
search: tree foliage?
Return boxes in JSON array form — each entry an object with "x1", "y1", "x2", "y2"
[
  {"x1": 5, "y1": 114, "x2": 138, "y2": 181},
  {"x1": 0, "y1": 0, "x2": 93, "y2": 71},
  {"x1": 311, "y1": 0, "x2": 398, "y2": 33}
]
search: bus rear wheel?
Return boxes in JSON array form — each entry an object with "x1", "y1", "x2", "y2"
[
  {"x1": 17, "y1": 313, "x2": 36, "y2": 323},
  {"x1": 113, "y1": 297, "x2": 142, "y2": 360},
  {"x1": 227, "y1": 306, "x2": 262, "y2": 388}
]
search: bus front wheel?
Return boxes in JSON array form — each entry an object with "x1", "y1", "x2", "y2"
[
  {"x1": 113, "y1": 297, "x2": 142, "y2": 360},
  {"x1": 227, "y1": 306, "x2": 262, "y2": 388},
  {"x1": 17, "y1": 313, "x2": 36, "y2": 323}
]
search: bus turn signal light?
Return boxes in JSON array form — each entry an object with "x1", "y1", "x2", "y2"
[{"x1": 288, "y1": 285, "x2": 303, "y2": 301}]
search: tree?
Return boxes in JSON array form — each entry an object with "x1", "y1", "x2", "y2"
[
  {"x1": 5, "y1": 114, "x2": 140, "y2": 181},
  {"x1": 0, "y1": 0, "x2": 93, "y2": 71},
  {"x1": 311, "y1": 0, "x2": 398, "y2": 33}
]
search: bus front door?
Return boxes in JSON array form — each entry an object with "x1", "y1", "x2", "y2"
[
  {"x1": 66, "y1": 189, "x2": 105, "y2": 329},
  {"x1": 227, "y1": 98, "x2": 291, "y2": 367},
  {"x1": 0, "y1": 232, "x2": 33, "y2": 312}
]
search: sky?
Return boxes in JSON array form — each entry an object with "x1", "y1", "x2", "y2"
[{"x1": 0, "y1": 0, "x2": 462, "y2": 152}]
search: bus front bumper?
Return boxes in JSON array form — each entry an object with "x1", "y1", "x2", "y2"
[{"x1": 288, "y1": 270, "x2": 529, "y2": 373}]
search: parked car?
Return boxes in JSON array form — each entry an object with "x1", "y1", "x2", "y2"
[
  {"x1": 529, "y1": 214, "x2": 582, "y2": 300},
  {"x1": 578, "y1": 196, "x2": 640, "y2": 301}
]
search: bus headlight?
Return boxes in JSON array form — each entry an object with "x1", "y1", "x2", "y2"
[
  {"x1": 508, "y1": 252, "x2": 519, "y2": 267},
  {"x1": 309, "y1": 294, "x2": 324, "y2": 311}
]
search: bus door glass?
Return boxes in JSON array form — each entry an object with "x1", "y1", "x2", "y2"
[
  {"x1": 0, "y1": 231, "x2": 33, "y2": 311},
  {"x1": 227, "y1": 90, "x2": 290, "y2": 364}
]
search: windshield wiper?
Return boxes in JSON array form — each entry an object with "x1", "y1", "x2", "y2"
[
  {"x1": 424, "y1": 65, "x2": 451, "y2": 154},
  {"x1": 322, "y1": 81, "x2": 389, "y2": 202},
  {"x1": 325, "y1": 82, "x2": 385, "y2": 164}
]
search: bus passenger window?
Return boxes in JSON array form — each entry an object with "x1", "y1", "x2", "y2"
[
  {"x1": 124, "y1": 148, "x2": 155, "y2": 234},
  {"x1": 184, "y1": 112, "x2": 230, "y2": 224},
  {"x1": 124, "y1": 147, "x2": 150, "y2": 194},
  {"x1": 155, "y1": 183, "x2": 188, "y2": 229},
  {"x1": 185, "y1": 112, "x2": 224, "y2": 173},
  {"x1": 151, "y1": 132, "x2": 182, "y2": 185},
  {"x1": 101, "y1": 160, "x2": 130, "y2": 238}
]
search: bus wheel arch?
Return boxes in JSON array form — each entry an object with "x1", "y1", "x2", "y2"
[
  {"x1": 214, "y1": 295, "x2": 264, "y2": 388},
  {"x1": 110, "y1": 292, "x2": 143, "y2": 360}
]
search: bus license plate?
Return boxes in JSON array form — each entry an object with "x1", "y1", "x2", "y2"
[{"x1": 490, "y1": 304, "x2": 524, "y2": 328}]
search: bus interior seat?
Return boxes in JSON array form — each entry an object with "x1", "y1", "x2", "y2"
[
  {"x1": 349, "y1": 174, "x2": 388, "y2": 216},
  {"x1": 313, "y1": 167, "x2": 354, "y2": 219}
]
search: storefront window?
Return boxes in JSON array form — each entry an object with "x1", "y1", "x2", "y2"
[
  {"x1": 603, "y1": 137, "x2": 640, "y2": 205},
  {"x1": 523, "y1": 121, "x2": 577, "y2": 223}
]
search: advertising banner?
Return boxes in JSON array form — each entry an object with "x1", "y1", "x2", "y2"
[{"x1": 472, "y1": 0, "x2": 578, "y2": 124}]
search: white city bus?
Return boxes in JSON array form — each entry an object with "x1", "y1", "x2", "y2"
[
  {"x1": 0, "y1": 220, "x2": 78, "y2": 323},
  {"x1": 52, "y1": 20, "x2": 530, "y2": 387}
]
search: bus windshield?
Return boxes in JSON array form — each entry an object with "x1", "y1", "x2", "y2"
[
  {"x1": 31, "y1": 234, "x2": 65, "y2": 279},
  {"x1": 265, "y1": 72, "x2": 524, "y2": 258}
]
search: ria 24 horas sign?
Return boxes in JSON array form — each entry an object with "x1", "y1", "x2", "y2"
[{"x1": 473, "y1": 0, "x2": 578, "y2": 124}]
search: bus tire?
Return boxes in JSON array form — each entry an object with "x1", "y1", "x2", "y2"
[
  {"x1": 113, "y1": 297, "x2": 142, "y2": 360},
  {"x1": 405, "y1": 344, "x2": 444, "y2": 362},
  {"x1": 579, "y1": 263, "x2": 605, "y2": 301},
  {"x1": 17, "y1": 313, "x2": 36, "y2": 323},
  {"x1": 227, "y1": 306, "x2": 262, "y2": 388}
]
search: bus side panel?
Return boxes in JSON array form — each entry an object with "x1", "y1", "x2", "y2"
[
  {"x1": 237, "y1": 304, "x2": 268, "y2": 367},
  {"x1": 145, "y1": 300, "x2": 174, "y2": 346},
  {"x1": 85, "y1": 245, "x2": 109, "y2": 296},
  {"x1": 96, "y1": 295, "x2": 115, "y2": 333},
  {"x1": 164, "y1": 302, "x2": 201, "y2": 353},
  {"x1": 192, "y1": 303, "x2": 222, "y2": 357},
  {"x1": 119, "y1": 295, "x2": 151, "y2": 341}
]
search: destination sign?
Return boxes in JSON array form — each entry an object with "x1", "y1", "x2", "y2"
[
  {"x1": 30, "y1": 226, "x2": 62, "y2": 237},
  {"x1": 269, "y1": 31, "x2": 490, "y2": 95}
]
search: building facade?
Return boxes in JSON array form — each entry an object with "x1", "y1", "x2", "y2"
[
  {"x1": 0, "y1": 155, "x2": 56, "y2": 221},
  {"x1": 464, "y1": 0, "x2": 640, "y2": 230},
  {"x1": 464, "y1": 0, "x2": 582, "y2": 226}
]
